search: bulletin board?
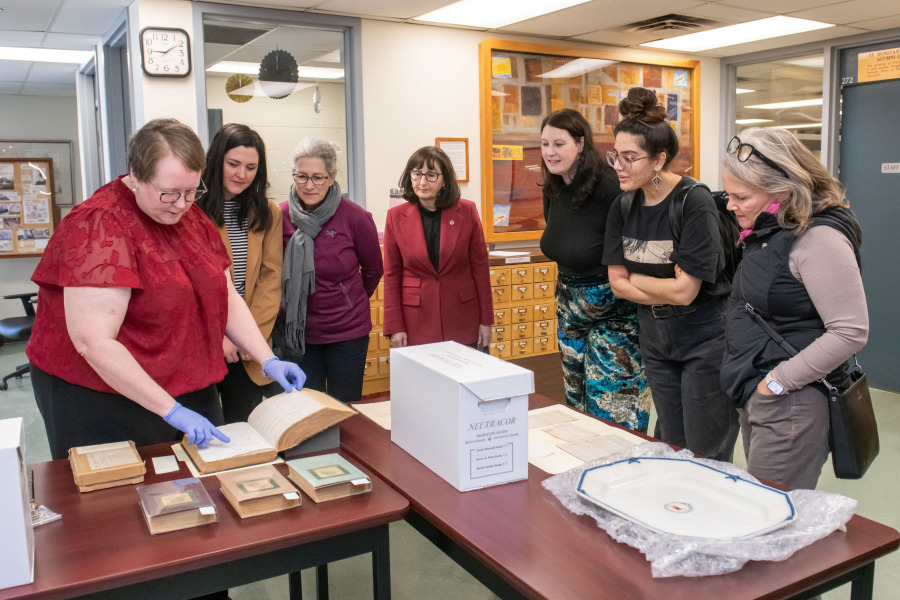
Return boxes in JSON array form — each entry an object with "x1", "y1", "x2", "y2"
[
  {"x1": 0, "y1": 158, "x2": 59, "y2": 258},
  {"x1": 479, "y1": 39, "x2": 700, "y2": 242}
]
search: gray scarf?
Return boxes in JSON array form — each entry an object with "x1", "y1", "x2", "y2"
[{"x1": 282, "y1": 180, "x2": 342, "y2": 352}]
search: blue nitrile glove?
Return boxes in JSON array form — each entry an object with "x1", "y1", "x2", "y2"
[
  {"x1": 263, "y1": 358, "x2": 307, "y2": 393},
  {"x1": 164, "y1": 402, "x2": 230, "y2": 447}
]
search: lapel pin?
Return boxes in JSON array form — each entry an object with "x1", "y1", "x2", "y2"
[{"x1": 450, "y1": 220, "x2": 455, "y2": 225}]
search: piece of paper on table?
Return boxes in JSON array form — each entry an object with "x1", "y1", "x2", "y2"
[
  {"x1": 352, "y1": 400, "x2": 391, "y2": 430},
  {"x1": 152, "y1": 455, "x2": 180, "y2": 474},
  {"x1": 488, "y1": 250, "x2": 530, "y2": 257},
  {"x1": 543, "y1": 422, "x2": 597, "y2": 442},
  {"x1": 171, "y1": 443, "x2": 189, "y2": 462},
  {"x1": 527, "y1": 405, "x2": 644, "y2": 473},
  {"x1": 529, "y1": 409, "x2": 578, "y2": 429}
]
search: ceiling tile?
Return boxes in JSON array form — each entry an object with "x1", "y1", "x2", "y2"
[
  {"x1": 51, "y1": 0, "x2": 131, "y2": 36},
  {"x1": 0, "y1": 61, "x2": 32, "y2": 80},
  {"x1": 0, "y1": 31, "x2": 46, "y2": 46},
  {"x1": 496, "y1": 0, "x2": 707, "y2": 37},
  {"x1": 793, "y1": 0, "x2": 900, "y2": 25},
  {"x1": 0, "y1": 82, "x2": 26, "y2": 94},
  {"x1": 849, "y1": 14, "x2": 900, "y2": 30},
  {"x1": 41, "y1": 32, "x2": 103, "y2": 51},
  {"x1": 315, "y1": 0, "x2": 453, "y2": 20},
  {"x1": 26, "y1": 61, "x2": 79, "y2": 84},
  {"x1": 0, "y1": 0, "x2": 59, "y2": 32},
  {"x1": 19, "y1": 82, "x2": 76, "y2": 96}
]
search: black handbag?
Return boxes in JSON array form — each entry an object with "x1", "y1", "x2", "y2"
[{"x1": 744, "y1": 303, "x2": 879, "y2": 480}]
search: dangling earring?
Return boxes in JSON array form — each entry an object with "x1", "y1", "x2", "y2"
[{"x1": 652, "y1": 170, "x2": 662, "y2": 192}]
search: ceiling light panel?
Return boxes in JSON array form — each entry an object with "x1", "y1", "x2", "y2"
[
  {"x1": 415, "y1": 0, "x2": 591, "y2": 29},
  {"x1": 640, "y1": 16, "x2": 834, "y2": 52}
]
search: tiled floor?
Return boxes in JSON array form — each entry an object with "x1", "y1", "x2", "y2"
[{"x1": 1, "y1": 341, "x2": 897, "y2": 599}]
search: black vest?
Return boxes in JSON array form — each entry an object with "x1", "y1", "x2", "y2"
[{"x1": 721, "y1": 210, "x2": 860, "y2": 407}]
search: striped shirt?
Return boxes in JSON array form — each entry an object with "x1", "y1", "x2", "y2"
[{"x1": 224, "y1": 200, "x2": 248, "y2": 296}]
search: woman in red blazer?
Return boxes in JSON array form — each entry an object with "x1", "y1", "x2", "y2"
[{"x1": 383, "y1": 146, "x2": 493, "y2": 348}]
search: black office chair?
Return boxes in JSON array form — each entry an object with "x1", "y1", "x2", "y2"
[{"x1": 0, "y1": 292, "x2": 37, "y2": 391}]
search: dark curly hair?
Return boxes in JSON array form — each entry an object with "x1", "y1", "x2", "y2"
[
  {"x1": 540, "y1": 108, "x2": 610, "y2": 212},
  {"x1": 199, "y1": 123, "x2": 272, "y2": 233},
  {"x1": 613, "y1": 87, "x2": 678, "y2": 169}
]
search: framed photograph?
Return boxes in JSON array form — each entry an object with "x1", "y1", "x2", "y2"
[
  {"x1": 435, "y1": 137, "x2": 469, "y2": 183},
  {"x1": 479, "y1": 39, "x2": 699, "y2": 242},
  {"x1": 0, "y1": 140, "x2": 75, "y2": 206}
]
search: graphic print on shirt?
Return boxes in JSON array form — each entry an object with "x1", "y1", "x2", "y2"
[{"x1": 622, "y1": 236, "x2": 673, "y2": 265}]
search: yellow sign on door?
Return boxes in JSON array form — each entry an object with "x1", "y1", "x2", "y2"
[{"x1": 858, "y1": 48, "x2": 900, "y2": 83}]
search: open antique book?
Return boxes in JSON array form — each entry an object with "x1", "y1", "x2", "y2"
[{"x1": 182, "y1": 389, "x2": 356, "y2": 474}]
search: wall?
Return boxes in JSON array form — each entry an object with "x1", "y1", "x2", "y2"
[
  {"x1": 359, "y1": 20, "x2": 722, "y2": 232},
  {"x1": 206, "y1": 78, "x2": 347, "y2": 205},
  {"x1": 0, "y1": 95, "x2": 81, "y2": 320},
  {"x1": 128, "y1": 0, "x2": 201, "y2": 129}
]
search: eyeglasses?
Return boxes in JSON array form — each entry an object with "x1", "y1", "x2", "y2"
[
  {"x1": 149, "y1": 179, "x2": 207, "y2": 204},
  {"x1": 410, "y1": 170, "x2": 441, "y2": 182},
  {"x1": 606, "y1": 151, "x2": 649, "y2": 169},
  {"x1": 726, "y1": 136, "x2": 789, "y2": 178},
  {"x1": 292, "y1": 173, "x2": 331, "y2": 186}
]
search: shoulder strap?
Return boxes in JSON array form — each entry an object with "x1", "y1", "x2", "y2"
[
  {"x1": 668, "y1": 177, "x2": 708, "y2": 241},
  {"x1": 618, "y1": 190, "x2": 637, "y2": 228}
]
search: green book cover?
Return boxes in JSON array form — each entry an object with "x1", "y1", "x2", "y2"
[{"x1": 286, "y1": 453, "x2": 368, "y2": 488}]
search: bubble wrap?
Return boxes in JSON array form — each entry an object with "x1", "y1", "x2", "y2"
[{"x1": 541, "y1": 441, "x2": 857, "y2": 577}]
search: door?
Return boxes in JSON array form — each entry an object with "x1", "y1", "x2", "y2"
[{"x1": 838, "y1": 47, "x2": 900, "y2": 391}]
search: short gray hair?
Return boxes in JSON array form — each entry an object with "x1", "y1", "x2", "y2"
[{"x1": 292, "y1": 137, "x2": 338, "y2": 174}]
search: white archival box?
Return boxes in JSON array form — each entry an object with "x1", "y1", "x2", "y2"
[
  {"x1": 390, "y1": 341, "x2": 534, "y2": 491},
  {"x1": 0, "y1": 417, "x2": 34, "y2": 590}
]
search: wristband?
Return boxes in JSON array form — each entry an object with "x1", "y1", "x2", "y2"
[{"x1": 261, "y1": 356, "x2": 278, "y2": 379}]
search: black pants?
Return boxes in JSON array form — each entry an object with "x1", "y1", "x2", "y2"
[
  {"x1": 219, "y1": 360, "x2": 283, "y2": 423},
  {"x1": 31, "y1": 365, "x2": 224, "y2": 461},
  {"x1": 637, "y1": 300, "x2": 739, "y2": 462},
  {"x1": 297, "y1": 335, "x2": 369, "y2": 404}
]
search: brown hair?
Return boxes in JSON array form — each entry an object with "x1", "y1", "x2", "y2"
[
  {"x1": 613, "y1": 87, "x2": 678, "y2": 170},
  {"x1": 722, "y1": 127, "x2": 848, "y2": 234},
  {"x1": 540, "y1": 108, "x2": 608, "y2": 212},
  {"x1": 127, "y1": 118, "x2": 205, "y2": 182},
  {"x1": 398, "y1": 146, "x2": 460, "y2": 210}
]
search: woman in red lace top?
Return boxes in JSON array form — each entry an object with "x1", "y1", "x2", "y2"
[{"x1": 26, "y1": 119, "x2": 306, "y2": 460}]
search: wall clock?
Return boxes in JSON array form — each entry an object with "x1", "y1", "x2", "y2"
[{"x1": 139, "y1": 27, "x2": 192, "y2": 77}]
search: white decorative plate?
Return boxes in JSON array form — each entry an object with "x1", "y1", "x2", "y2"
[{"x1": 576, "y1": 457, "x2": 796, "y2": 539}]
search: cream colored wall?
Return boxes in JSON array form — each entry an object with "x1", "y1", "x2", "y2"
[
  {"x1": 128, "y1": 0, "x2": 200, "y2": 129},
  {"x1": 0, "y1": 95, "x2": 82, "y2": 320},
  {"x1": 359, "y1": 20, "x2": 722, "y2": 233},
  {"x1": 206, "y1": 78, "x2": 348, "y2": 205}
]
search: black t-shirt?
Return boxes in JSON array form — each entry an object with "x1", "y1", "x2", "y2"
[
  {"x1": 603, "y1": 179, "x2": 730, "y2": 305},
  {"x1": 540, "y1": 168, "x2": 621, "y2": 276},
  {"x1": 419, "y1": 204, "x2": 441, "y2": 271}
]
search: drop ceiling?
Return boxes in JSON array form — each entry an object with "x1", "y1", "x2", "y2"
[{"x1": 0, "y1": 0, "x2": 898, "y2": 96}]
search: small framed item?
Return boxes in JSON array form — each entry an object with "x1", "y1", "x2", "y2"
[
  {"x1": 139, "y1": 27, "x2": 191, "y2": 77},
  {"x1": 435, "y1": 138, "x2": 469, "y2": 183}
]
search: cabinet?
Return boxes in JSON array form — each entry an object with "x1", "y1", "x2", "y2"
[
  {"x1": 488, "y1": 261, "x2": 558, "y2": 361},
  {"x1": 361, "y1": 254, "x2": 559, "y2": 396}
]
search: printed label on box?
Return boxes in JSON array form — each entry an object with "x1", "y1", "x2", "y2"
[{"x1": 470, "y1": 443, "x2": 514, "y2": 479}]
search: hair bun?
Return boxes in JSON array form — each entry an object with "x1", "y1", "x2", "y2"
[{"x1": 618, "y1": 87, "x2": 667, "y2": 124}]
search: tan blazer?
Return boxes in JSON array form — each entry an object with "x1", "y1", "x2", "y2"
[{"x1": 218, "y1": 199, "x2": 283, "y2": 385}]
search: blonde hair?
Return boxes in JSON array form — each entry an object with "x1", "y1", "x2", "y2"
[{"x1": 722, "y1": 127, "x2": 847, "y2": 234}]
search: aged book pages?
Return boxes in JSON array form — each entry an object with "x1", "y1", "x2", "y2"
[
  {"x1": 68, "y1": 441, "x2": 146, "y2": 491},
  {"x1": 136, "y1": 478, "x2": 217, "y2": 534},
  {"x1": 183, "y1": 389, "x2": 357, "y2": 474},
  {"x1": 217, "y1": 465, "x2": 301, "y2": 518},
  {"x1": 286, "y1": 453, "x2": 371, "y2": 503}
]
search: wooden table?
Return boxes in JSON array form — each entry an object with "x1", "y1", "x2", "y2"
[
  {"x1": 1, "y1": 444, "x2": 408, "y2": 600},
  {"x1": 341, "y1": 394, "x2": 900, "y2": 600}
]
